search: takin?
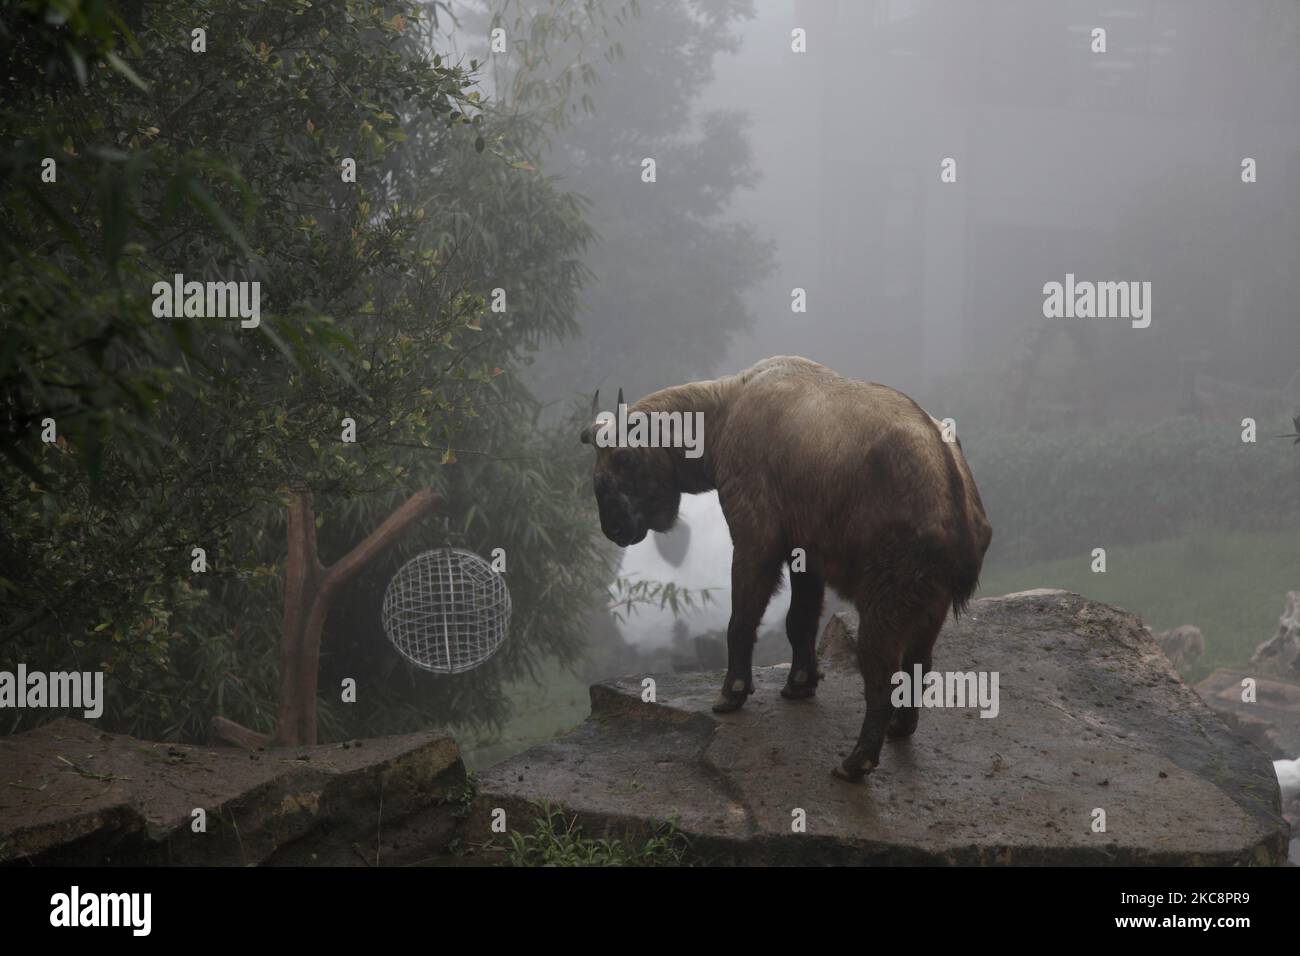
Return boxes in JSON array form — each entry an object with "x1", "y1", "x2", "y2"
[{"x1": 580, "y1": 356, "x2": 992, "y2": 781}]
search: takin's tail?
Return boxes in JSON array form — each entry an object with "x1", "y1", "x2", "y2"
[
  {"x1": 859, "y1": 524, "x2": 986, "y2": 623},
  {"x1": 934, "y1": 436, "x2": 991, "y2": 621},
  {"x1": 943, "y1": 508, "x2": 991, "y2": 620},
  {"x1": 947, "y1": 554, "x2": 983, "y2": 620}
]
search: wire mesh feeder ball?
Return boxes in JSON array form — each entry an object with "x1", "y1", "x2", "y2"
[{"x1": 381, "y1": 548, "x2": 511, "y2": 674}]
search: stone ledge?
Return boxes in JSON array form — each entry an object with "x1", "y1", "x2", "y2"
[
  {"x1": 472, "y1": 590, "x2": 1289, "y2": 865},
  {"x1": 0, "y1": 718, "x2": 465, "y2": 866}
]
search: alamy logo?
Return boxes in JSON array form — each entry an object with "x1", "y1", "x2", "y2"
[
  {"x1": 0, "y1": 665, "x2": 103, "y2": 718},
  {"x1": 594, "y1": 403, "x2": 705, "y2": 460},
  {"x1": 50, "y1": 886, "x2": 151, "y2": 936},
  {"x1": 891, "y1": 665, "x2": 1000, "y2": 718},
  {"x1": 151, "y1": 273, "x2": 261, "y2": 328},
  {"x1": 1042, "y1": 273, "x2": 1151, "y2": 328}
]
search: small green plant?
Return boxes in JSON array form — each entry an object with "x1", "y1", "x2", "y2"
[
  {"x1": 607, "y1": 576, "x2": 715, "y2": 625},
  {"x1": 505, "y1": 802, "x2": 693, "y2": 866},
  {"x1": 448, "y1": 772, "x2": 479, "y2": 821}
]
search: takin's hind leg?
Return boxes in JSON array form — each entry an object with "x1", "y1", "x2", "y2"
[
  {"x1": 834, "y1": 589, "x2": 943, "y2": 782},
  {"x1": 886, "y1": 594, "x2": 950, "y2": 740},
  {"x1": 781, "y1": 568, "x2": 825, "y2": 700},
  {"x1": 834, "y1": 669, "x2": 896, "y2": 781}
]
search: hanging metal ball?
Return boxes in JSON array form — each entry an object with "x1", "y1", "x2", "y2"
[{"x1": 381, "y1": 548, "x2": 511, "y2": 674}]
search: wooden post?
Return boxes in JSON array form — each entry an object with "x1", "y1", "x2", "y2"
[
  {"x1": 272, "y1": 489, "x2": 323, "y2": 746},
  {"x1": 211, "y1": 486, "x2": 441, "y2": 749},
  {"x1": 290, "y1": 487, "x2": 441, "y2": 745}
]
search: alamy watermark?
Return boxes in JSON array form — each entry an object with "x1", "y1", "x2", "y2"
[
  {"x1": 1042, "y1": 273, "x2": 1151, "y2": 329},
  {"x1": 0, "y1": 665, "x2": 103, "y2": 719},
  {"x1": 891, "y1": 665, "x2": 1000, "y2": 718},
  {"x1": 151, "y1": 272, "x2": 260, "y2": 328},
  {"x1": 593, "y1": 403, "x2": 705, "y2": 459},
  {"x1": 50, "y1": 886, "x2": 150, "y2": 936}
]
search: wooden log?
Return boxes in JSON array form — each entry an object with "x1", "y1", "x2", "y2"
[{"x1": 209, "y1": 715, "x2": 272, "y2": 750}]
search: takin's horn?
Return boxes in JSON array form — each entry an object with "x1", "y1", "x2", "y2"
[{"x1": 581, "y1": 389, "x2": 600, "y2": 445}]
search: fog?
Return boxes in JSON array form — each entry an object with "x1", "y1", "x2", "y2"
[
  {"x1": 528, "y1": 0, "x2": 1300, "y2": 651},
  {"x1": 703, "y1": 0, "x2": 1300, "y2": 401}
]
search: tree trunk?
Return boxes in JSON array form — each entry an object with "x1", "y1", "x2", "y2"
[
  {"x1": 273, "y1": 486, "x2": 441, "y2": 747},
  {"x1": 205, "y1": 487, "x2": 441, "y2": 750},
  {"x1": 273, "y1": 489, "x2": 323, "y2": 745}
]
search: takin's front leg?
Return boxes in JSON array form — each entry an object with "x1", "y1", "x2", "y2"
[{"x1": 711, "y1": 549, "x2": 783, "y2": 713}]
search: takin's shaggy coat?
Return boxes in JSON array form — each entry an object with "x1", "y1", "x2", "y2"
[{"x1": 581, "y1": 356, "x2": 992, "y2": 780}]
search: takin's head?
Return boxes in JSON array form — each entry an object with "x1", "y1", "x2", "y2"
[{"x1": 579, "y1": 388, "x2": 682, "y2": 547}]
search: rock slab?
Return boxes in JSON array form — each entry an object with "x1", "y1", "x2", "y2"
[
  {"x1": 0, "y1": 718, "x2": 465, "y2": 865},
  {"x1": 474, "y1": 590, "x2": 1289, "y2": 865}
]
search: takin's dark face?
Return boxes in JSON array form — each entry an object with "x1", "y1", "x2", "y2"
[{"x1": 580, "y1": 433, "x2": 682, "y2": 548}]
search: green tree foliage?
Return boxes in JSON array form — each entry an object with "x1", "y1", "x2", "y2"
[
  {"x1": 966, "y1": 420, "x2": 1300, "y2": 566},
  {"x1": 1, "y1": 0, "x2": 611, "y2": 740}
]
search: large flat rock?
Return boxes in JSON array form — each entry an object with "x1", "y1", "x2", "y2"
[
  {"x1": 473, "y1": 590, "x2": 1289, "y2": 865},
  {"x1": 0, "y1": 718, "x2": 465, "y2": 865}
]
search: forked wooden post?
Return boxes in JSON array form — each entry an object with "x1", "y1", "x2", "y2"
[{"x1": 210, "y1": 486, "x2": 441, "y2": 749}]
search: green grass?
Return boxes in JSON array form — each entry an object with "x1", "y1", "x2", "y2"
[
  {"x1": 504, "y1": 802, "x2": 694, "y2": 866},
  {"x1": 977, "y1": 529, "x2": 1300, "y2": 681}
]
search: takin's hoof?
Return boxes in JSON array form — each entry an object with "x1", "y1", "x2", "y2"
[
  {"x1": 886, "y1": 709, "x2": 919, "y2": 739},
  {"x1": 780, "y1": 667, "x2": 821, "y2": 700},
  {"x1": 711, "y1": 680, "x2": 753, "y2": 713},
  {"x1": 831, "y1": 758, "x2": 876, "y2": 783},
  {"x1": 711, "y1": 690, "x2": 751, "y2": 713}
]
